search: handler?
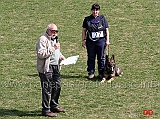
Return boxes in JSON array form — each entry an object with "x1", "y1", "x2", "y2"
[
  {"x1": 36, "y1": 23, "x2": 66, "y2": 117},
  {"x1": 82, "y1": 3, "x2": 110, "y2": 79}
]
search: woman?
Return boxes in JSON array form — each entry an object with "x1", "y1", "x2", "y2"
[{"x1": 82, "y1": 3, "x2": 110, "y2": 79}]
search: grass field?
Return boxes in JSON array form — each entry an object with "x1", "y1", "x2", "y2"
[{"x1": 0, "y1": 0, "x2": 159, "y2": 118}]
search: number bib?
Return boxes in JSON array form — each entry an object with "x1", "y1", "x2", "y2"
[{"x1": 91, "y1": 31, "x2": 104, "y2": 39}]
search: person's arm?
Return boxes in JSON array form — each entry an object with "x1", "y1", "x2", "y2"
[
  {"x1": 82, "y1": 28, "x2": 87, "y2": 48},
  {"x1": 36, "y1": 36, "x2": 55, "y2": 59},
  {"x1": 106, "y1": 28, "x2": 110, "y2": 46},
  {"x1": 103, "y1": 17, "x2": 110, "y2": 46}
]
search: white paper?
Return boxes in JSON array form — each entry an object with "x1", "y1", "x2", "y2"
[{"x1": 60, "y1": 55, "x2": 79, "y2": 65}]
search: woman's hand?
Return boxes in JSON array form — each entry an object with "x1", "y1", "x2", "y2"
[{"x1": 82, "y1": 40, "x2": 86, "y2": 48}]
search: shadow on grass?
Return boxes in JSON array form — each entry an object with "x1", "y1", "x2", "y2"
[
  {"x1": 28, "y1": 73, "x2": 39, "y2": 77},
  {"x1": 28, "y1": 74, "x2": 83, "y2": 79},
  {"x1": 0, "y1": 109, "x2": 42, "y2": 117},
  {"x1": 61, "y1": 75, "x2": 102, "y2": 82},
  {"x1": 27, "y1": 73, "x2": 102, "y2": 82},
  {"x1": 61, "y1": 74, "x2": 85, "y2": 79},
  {"x1": 83, "y1": 76, "x2": 101, "y2": 82}
]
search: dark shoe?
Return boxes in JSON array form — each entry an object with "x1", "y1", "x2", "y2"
[
  {"x1": 42, "y1": 111, "x2": 57, "y2": 117},
  {"x1": 51, "y1": 107, "x2": 66, "y2": 113}
]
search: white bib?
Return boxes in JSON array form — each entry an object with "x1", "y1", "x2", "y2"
[{"x1": 91, "y1": 31, "x2": 104, "y2": 38}]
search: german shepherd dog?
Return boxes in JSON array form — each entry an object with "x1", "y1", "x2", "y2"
[{"x1": 100, "y1": 55, "x2": 123, "y2": 83}]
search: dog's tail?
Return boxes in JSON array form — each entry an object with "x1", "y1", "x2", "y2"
[{"x1": 115, "y1": 65, "x2": 123, "y2": 76}]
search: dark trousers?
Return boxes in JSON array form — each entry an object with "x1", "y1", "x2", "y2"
[
  {"x1": 86, "y1": 38, "x2": 106, "y2": 75},
  {"x1": 39, "y1": 65, "x2": 61, "y2": 113}
]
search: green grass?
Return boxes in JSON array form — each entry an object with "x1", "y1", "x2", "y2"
[{"x1": 0, "y1": 0, "x2": 159, "y2": 118}]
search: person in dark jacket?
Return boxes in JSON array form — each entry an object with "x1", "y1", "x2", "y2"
[{"x1": 82, "y1": 3, "x2": 110, "y2": 79}]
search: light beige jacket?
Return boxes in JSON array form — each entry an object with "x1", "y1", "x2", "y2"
[{"x1": 36, "y1": 33, "x2": 61, "y2": 73}]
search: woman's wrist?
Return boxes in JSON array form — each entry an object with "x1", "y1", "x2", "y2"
[
  {"x1": 82, "y1": 39, "x2": 86, "y2": 41},
  {"x1": 106, "y1": 40, "x2": 110, "y2": 44}
]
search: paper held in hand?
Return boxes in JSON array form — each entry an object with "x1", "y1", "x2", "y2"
[{"x1": 60, "y1": 55, "x2": 79, "y2": 65}]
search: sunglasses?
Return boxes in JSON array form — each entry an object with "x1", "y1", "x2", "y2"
[{"x1": 49, "y1": 29, "x2": 58, "y2": 33}]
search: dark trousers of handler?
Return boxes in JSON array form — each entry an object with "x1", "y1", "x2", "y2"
[
  {"x1": 86, "y1": 38, "x2": 106, "y2": 75},
  {"x1": 39, "y1": 65, "x2": 61, "y2": 113}
]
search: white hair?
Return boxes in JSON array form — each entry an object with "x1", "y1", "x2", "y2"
[{"x1": 46, "y1": 24, "x2": 51, "y2": 29}]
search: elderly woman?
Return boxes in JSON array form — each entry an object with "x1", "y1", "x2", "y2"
[{"x1": 82, "y1": 3, "x2": 110, "y2": 79}]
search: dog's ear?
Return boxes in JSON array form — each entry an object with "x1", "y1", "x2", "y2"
[
  {"x1": 112, "y1": 55, "x2": 115, "y2": 61},
  {"x1": 105, "y1": 55, "x2": 109, "y2": 65},
  {"x1": 105, "y1": 55, "x2": 109, "y2": 60}
]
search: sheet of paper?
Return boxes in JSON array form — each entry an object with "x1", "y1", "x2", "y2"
[{"x1": 60, "y1": 55, "x2": 79, "y2": 65}]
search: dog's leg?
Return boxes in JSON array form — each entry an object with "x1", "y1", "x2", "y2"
[
  {"x1": 100, "y1": 77, "x2": 106, "y2": 83},
  {"x1": 100, "y1": 74, "x2": 108, "y2": 83},
  {"x1": 107, "y1": 77, "x2": 114, "y2": 83}
]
